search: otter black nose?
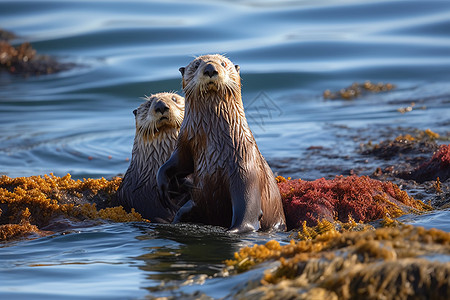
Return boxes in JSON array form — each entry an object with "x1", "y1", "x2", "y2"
[
  {"x1": 154, "y1": 101, "x2": 169, "y2": 114},
  {"x1": 203, "y1": 64, "x2": 218, "y2": 78}
]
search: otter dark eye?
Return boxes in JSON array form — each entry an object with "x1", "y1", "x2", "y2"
[
  {"x1": 172, "y1": 96, "x2": 178, "y2": 103},
  {"x1": 193, "y1": 61, "x2": 200, "y2": 69},
  {"x1": 221, "y1": 61, "x2": 227, "y2": 67}
]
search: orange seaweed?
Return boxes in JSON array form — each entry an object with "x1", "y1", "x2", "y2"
[
  {"x1": 228, "y1": 225, "x2": 450, "y2": 300},
  {"x1": 0, "y1": 174, "x2": 147, "y2": 241},
  {"x1": 323, "y1": 81, "x2": 395, "y2": 100}
]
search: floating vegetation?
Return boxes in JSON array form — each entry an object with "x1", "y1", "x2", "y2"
[
  {"x1": 227, "y1": 225, "x2": 450, "y2": 300},
  {"x1": 0, "y1": 174, "x2": 147, "y2": 241},
  {"x1": 277, "y1": 175, "x2": 431, "y2": 230},
  {"x1": 397, "y1": 101, "x2": 427, "y2": 114},
  {"x1": 0, "y1": 28, "x2": 74, "y2": 75},
  {"x1": 323, "y1": 81, "x2": 395, "y2": 100},
  {"x1": 359, "y1": 129, "x2": 449, "y2": 183},
  {"x1": 361, "y1": 129, "x2": 443, "y2": 160}
]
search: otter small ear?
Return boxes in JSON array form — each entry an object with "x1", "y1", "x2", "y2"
[
  {"x1": 133, "y1": 109, "x2": 137, "y2": 116},
  {"x1": 234, "y1": 64, "x2": 240, "y2": 73},
  {"x1": 179, "y1": 67, "x2": 185, "y2": 76}
]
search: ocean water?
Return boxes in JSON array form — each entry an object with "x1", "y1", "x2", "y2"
[{"x1": 1, "y1": 0, "x2": 449, "y2": 298}]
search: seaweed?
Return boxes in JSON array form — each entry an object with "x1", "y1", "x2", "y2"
[
  {"x1": 228, "y1": 225, "x2": 450, "y2": 300},
  {"x1": 0, "y1": 29, "x2": 75, "y2": 76},
  {"x1": 323, "y1": 81, "x2": 395, "y2": 100},
  {"x1": 277, "y1": 175, "x2": 431, "y2": 230},
  {"x1": 0, "y1": 174, "x2": 147, "y2": 241},
  {"x1": 361, "y1": 129, "x2": 441, "y2": 161}
]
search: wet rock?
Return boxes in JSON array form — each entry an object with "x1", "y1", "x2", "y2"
[
  {"x1": 359, "y1": 129, "x2": 449, "y2": 184},
  {"x1": 361, "y1": 130, "x2": 440, "y2": 160},
  {"x1": 401, "y1": 144, "x2": 450, "y2": 182}
]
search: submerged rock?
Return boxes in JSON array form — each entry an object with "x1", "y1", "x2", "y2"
[{"x1": 402, "y1": 144, "x2": 450, "y2": 182}]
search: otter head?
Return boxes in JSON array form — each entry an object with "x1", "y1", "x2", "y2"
[
  {"x1": 180, "y1": 54, "x2": 241, "y2": 99},
  {"x1": 134, "y1": 92, "x2": 185, "y2": 142}
]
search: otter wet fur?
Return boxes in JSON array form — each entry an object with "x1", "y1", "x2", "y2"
[
  {"x1": 116, "y1": 92, "x2": 187, "y2": 223},
  {"x1": 157, "y1": 54, "x2": 286, "y2": 233}
]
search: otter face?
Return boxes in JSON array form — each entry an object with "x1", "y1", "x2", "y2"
[
  {"x1": 134, "y1": 92, "x2": 184, "y2": 139},
  {"x1": 180, "y1": 54, "x2": 241, "y2": 96}
]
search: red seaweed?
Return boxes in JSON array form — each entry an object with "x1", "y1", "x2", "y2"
[{"x1": 278, "y1": 175, "x2": 431, "y2": 230}]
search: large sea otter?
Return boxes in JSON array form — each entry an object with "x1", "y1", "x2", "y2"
[{"x1": 157, "y1": 55, "x2": 286, "y2": 233}]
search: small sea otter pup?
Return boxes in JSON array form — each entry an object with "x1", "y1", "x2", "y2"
[
  {"x1": 157, "y1": 54, "x2": 286, "y2": 233},
  {"x1": 116, "y1": 92, "x2": 187, "y2": 222}
]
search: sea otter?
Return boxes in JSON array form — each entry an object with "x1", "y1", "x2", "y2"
[
  {"x1": 157, "y1": 54, "x2": 286, "y2": 233},
  {"x1": 116, "y1": 92, "x2": 187, "y2": 222}
]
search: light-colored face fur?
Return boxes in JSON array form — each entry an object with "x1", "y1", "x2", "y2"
[
  {"x1": 180, "y1": 54, "x2": 241, "y2": 100},
  {"x1": 134, "y1": 92, "x2": 185, "y2": 142},
  {"x1": 179, "y1": 54, "x2": 256, "y2": 177},
  {"x1": 118, "y1": 93, "x2": 185, "y2": 218}
]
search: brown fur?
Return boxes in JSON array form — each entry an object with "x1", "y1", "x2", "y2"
[
  {"x1": 158, "y1": 55, "x2": 286, "y2": 232},
  {"x1": 116, "y1": 92, "x2": 186, "y2": 222}
]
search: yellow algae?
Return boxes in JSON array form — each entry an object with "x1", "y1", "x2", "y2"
[
  {"x1": 237, "y1": 256, "x2": 450, "y2": 300},
  {"x1": 394, "y1": 134, "x2": 415, "y2": 141},
  {"x1": 0, "y1": 222, "x2": 38, "y2": 241},
  {"x1": 292, "y1": 219, "x2": 341, "y2": 241},
  {"x1": 0, "y1": 208, "x2": 38, "y2": 240},
  {"x1": 393, "y1": 129, "x2": 440, "y2": 140},
  {"x1": 366, "y1": 129, "x2": 446, "y2": 154},
  {"x1": 275, "y1": 176, "x2": 287, "y2": 183},
  {"x1": 380, "y1": 215, "x2": 403, "y2": 227},
  {"x1": 434, "y1": 177, "x2": 443, "y2": 193},
  {"x1": 230, "y1": 225, "x2": 450, "y2": 299},
  {"x1": 323, "y1": 81, "x2": 395, "y2": 100},
  {"x1": 425, "y1": 128, "x2": 440, "y2": 139},
  {"x1": 93, "y1": 205, "x2": 145, "y2": 222},
  {"x1": 227, "y1": 225, "x2": 450, "y2": 274},
  {"x1": 227, "y1": 220, "x2": 350, "y2": 273},
  {"x1": 0, "y1": 174, "x2": 148, "y2": 241}
]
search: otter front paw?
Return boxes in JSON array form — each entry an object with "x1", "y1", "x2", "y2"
[
  {"x1": 156, "y1": 173, "x2": 171, "y2": 209},
  {"x1": 227, "y1": 221, "x2": 260, "y2": 234},
  {"x1": 172, "y1": 200, "x2": 195, "y2": 224}
]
